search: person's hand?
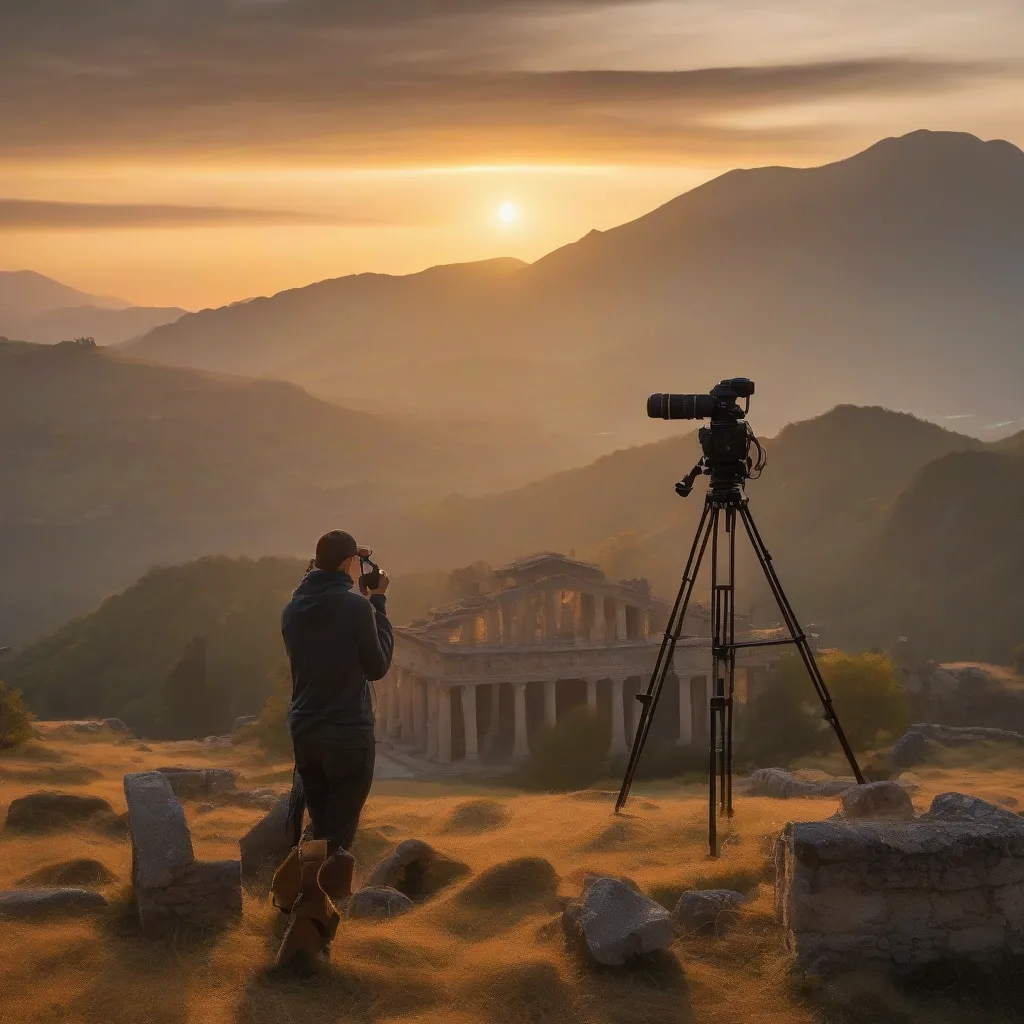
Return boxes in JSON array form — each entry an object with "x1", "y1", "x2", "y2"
[
  {"x1": 366, "y1": 569, "x2": 389, "y2": 596},
  {"x1": 357, "y1": 545, "x2": 373, "y2": 558}
]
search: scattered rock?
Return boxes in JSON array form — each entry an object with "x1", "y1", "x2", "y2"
[
  {"x1": 673, "y1": 889, "x2": 748, "y2": 934},
  {"x1": 202, "y1": 736, "x2": 233, "y2": 749},
  {"x1": 924, "y1": 792, "x2": 1023, "y2": 824},
  {"x1": 890, "y1": 723, "x2": 1024, "y2": 770},
  {"x1": 0, "y1": 888, "x2": 108, "y2": 920},
  {"x1": 457, "y1": 857, "x2": 557, "y2": 908},
  {"x1": 563, "y1": 877, "x2": 673, "y2": 966},
  {"x1": 103, "y1": 718, "x2": 130, "y2": 733},
  {"x1": 744, "y1": 768, "x2": 855, "y2": 799},
  {"x1": 5, "y1": 791, "x2": 127, "y2": 835},
  {"x1": 72, "y1": 722, "x2": 103, "y2": 735},
  {"x1": 153, "y1": 766, "x2": 237, "y2": 799},
  {"x1": 840, "y1": 781, "x2": 915, "y2": 821},
  {"x1": 231, "y1": 716, "x2": 257, "y2": 734},
  {"x1": 347, "y1": 886, "x2": 414, "y2": 920},
  {"x1": 16, "y1": 858, "x2": 115, "y2": 889},
  {"x1": 365, "y1": 839, "x2": 469, "y2": 901},
  {"x1": 239, "y1": 794, "x2": 293, "y2": 879},
  {"x1": 124, "y1": 771, "x2": 242, "y2": 936}
]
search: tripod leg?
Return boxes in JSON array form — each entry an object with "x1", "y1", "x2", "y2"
[
  {"x1": 615, "y1": 499, "x2": 716, "y2": 812},
  {"x1": 725, "y1": 506, "x2": 737, "y2": 816},
  {"x1": 709, "y1": 697, "x2": 718, "y2": 858},
  {"x1": 736, "y1": 502, "x2": 865, "y2": 785},
  {"x1": 709, "y1": 506, "x2": 727, "y2": 817}
]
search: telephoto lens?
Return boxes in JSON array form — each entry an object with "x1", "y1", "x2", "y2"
[{"x1": 647, "y1": 393, "x2": 717, "y2": 420}]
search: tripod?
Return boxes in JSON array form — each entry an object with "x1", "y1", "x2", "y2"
[{"x1": 614, "y1": 480, "x2": 865, "y2": 857}]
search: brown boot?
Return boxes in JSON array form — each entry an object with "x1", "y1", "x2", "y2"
[
  {"x1": 274, "y1": 840, "x2": 333, "y2": 970},
  {"x1": 317, "y1": 849, "x2": 355, "y2": 905},
  {"x1": 270, "y1": 846, "x2": 302, "y2": 913},
  {"x1": 275, "y1": 913, "x2": 328, "y2": 971}
]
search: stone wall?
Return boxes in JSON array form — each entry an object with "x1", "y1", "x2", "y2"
[{"x1": 775, "y1": 793, "x2": 1024, "y2": 969}]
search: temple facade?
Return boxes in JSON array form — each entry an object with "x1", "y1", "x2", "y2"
[{"x1": 375, "y1": 552, "x2": 783, "y2": 768}]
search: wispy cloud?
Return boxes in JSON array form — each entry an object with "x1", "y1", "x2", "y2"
[{"x1": 0, "y1": 199, "x2": 360, "y2": 229}]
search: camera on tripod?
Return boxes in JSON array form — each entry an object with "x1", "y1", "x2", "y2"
[{"x1": 648, "y1": 378, "x2": 764, "y2": 498}]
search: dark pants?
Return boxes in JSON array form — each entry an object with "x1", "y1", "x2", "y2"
[{"x1": 292, "y1": 729, "x2": 375, "y2": 853}]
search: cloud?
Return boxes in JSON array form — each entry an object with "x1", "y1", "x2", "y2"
[
  {"x1": 0, "y1": 199, "x2": 359, "y2": 229},
  {"x1": 0, "y1": 1, "x2": 1013, "y2": 162}
]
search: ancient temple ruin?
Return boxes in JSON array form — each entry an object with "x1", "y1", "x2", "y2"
[{"x1": 376, "y1": 552, "x2": 782, "y2": 768}]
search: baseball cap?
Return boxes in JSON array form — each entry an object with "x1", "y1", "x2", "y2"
[{"x1": 314, "y1": 530, "x2": 358, "y2": 570}]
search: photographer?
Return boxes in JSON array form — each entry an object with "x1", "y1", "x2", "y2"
[{"x1": 279, "y1": 530, "x2": 392, "y2": 909}]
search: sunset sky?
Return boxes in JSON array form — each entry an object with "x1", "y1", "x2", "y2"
[{"x1": 2, "y1": 0, "x2": 1023, "y2": 309}]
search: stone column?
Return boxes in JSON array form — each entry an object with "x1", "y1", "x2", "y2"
[
  {"x1": 438, "y1": 686, "x2": 452, "y2": 765},
  {"x1": 544, "y1": 590, "x2": 559, "y2": 638},
  {"x1": 518, "y1": 595, "x2": 535, "y2": 645},
  {"x1": 609, "y1": 676, "x2": 627, "y2": 754},
  {"x1": 486, "y1": 683, "x2": 501, "y2": 739},
  {"x1": 463, "y1": 684, "x2": 479, "y2": 761},
  {"x1": 615, "y1": 603, "x2": 628, "y2": 643},
  {"x1": 413, "y1": 676, "x2": 427, "y2": 751},
  {"x1": 502, "y1": 600, "x2": 517, "y2": 646},
  {"x1": 590, "y1": 594, "x2": 606, "y2": 646},
  {"x1": 426, "y1": 683, "x2": 439, "y2": 760},
  {"x1": 513, "y1": 682, "x2": 529, "y2": 759},
  {"x1": 485, "y1": 605, "x2": 501, "y2": 645},
  {"x1": 543, "y1": 679, "x2": 557, "y2": 729},
  {"x1": 388, "y1": 676, "x2": 402, "y2": 739},
  {"x1": 586, "y1": 677, "x2": 598, "y2": 714},
  {"x1": 677, "y1": 675, "x2": 693, "y2": 745}
]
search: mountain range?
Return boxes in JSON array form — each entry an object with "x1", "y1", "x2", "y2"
[
  {"x1": 124, "y1": 130, "x2": 1024, "y2": 447},
  {"x1": 0, "y1": 270, "x2": 186, "y2": 345}
]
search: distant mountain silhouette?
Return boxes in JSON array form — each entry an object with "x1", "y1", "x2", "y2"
[
  {"x1": 0, "y1": 270, "x2": 129, "y2": 319},
  {"x1": 0, "y1": 340, "x2": 579, "y2": 644},
  {"x1": 2, "y1": 303, "x2": 187, "y2": 345},
  {"x1": 126, "y1": 130, "x2": 1024, "y2": 447}
]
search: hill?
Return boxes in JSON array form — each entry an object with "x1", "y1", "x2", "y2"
[
  {"x1": 125, "y1": 130, "x2": 1024, "y2": 448},
  {"x1": 1, "y1": 303, "x2": 186, "y2": 345},
  {"x1": 0, "y1": 340, "x2": 578, "y2": 645},
  {"x1": 0, "y1": 270, "x2": 128, "y2": 318}
]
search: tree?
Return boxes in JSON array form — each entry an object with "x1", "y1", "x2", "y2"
[
  {"x1": 253, "y1": 663, "x2": 292, "y2": 757},
  {"x1": 823, "y1": 650, "x2": 909, "y2": 749},
  {"x1": 0, "y1": 682, "x2": 34, "y2": 749},
  {"x1": 158, "y1": 635, "x2": 229, "y2": 739}
]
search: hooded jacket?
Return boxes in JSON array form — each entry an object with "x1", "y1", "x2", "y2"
[{"x1": 281, "y1": 569, "x2": 394, "y2": 738}]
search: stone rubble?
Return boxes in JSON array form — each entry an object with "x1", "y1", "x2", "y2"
[
  {"x1": 890, "y1": 723, "x2": 1024, "y2": 771},
  {"x1": 744, "y1": 768, "x2": 857, "y2": 799},
  {"x1": 239, "y1": 794, "x2": 294, "y2": 879},
  {"x1": 562, "y1": 876, "x2": 674, "y2": 966},
  {"x1": 775, "y1": 791, "x2": 1024, "y2": 969},
  {"x1": 124, "y1": 771, "x2": 241, "y2": 936},
  {"x1": 346, "y1": 886, "x2": 414, "y2": 920},
  {"x1": 673, "y1": 889, "x2": 748, "y2": 935},
  {"x1": 839, "y1": 781, "x2": 915, "y2": 821},
  {"x1": 0, "y1": 888, "x2": 109, "y2": 920}
]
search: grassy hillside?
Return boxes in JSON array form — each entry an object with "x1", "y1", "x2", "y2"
[
  {"x1": 1, "y1": 728, "x2": 1021, "y2": 1024},
  {"x1": 0, "y1": 340, "x2": 583, "y2": 644}
]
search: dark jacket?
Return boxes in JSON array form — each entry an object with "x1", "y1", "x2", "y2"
[{"x1": 281, "y1": 569, "x2": 393, "y2": 738}]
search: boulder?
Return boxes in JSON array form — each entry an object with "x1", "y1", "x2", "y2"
[
  {"x1": 366, "y1": 839, "x2": 470, "y2": 902},
  {"x1": 745, "y1": 768, "x2": 855, "y2": 799},
  {"x1": 72, "y1": 722, "x2": 103, "y2": 734},
  {"x1": 239, "y1": 794, "x2": 294, "y2": 879},
  {"x1": 890, "y1": 723, "x2": 1024, "y2": 770},
  {"x1": 103, "y1": 718, "x2": 130, "y2": 733},
  {"x1": 563, "y1": 876, "x2": 673, "y2": 966},
  {"x1": 673, "y1": 889, "x2": 748, "y2": 934},
  {"x1": 840, "y1": 782, "x2": 915, "y2": 821},
  {"x1": 347, "y1": 886, "x2": 414, "y2": 920},
  {"x1": 0, "y1": 888, "x2": 108, "y2": 920},
  {"x1": 232, "y1": 716, "x2": 257, "y2": 734},
  {"x1": 925, "y1": 792, "x2": 1023, "y2": 824},
  {"x1": 5, "y1": 791, "x2": 126, "y2": 835},
  {"x1": 124, "y1": 772, "x2": 194, "y2": 889},
  {"x1": 153, "y1": 767, "x2": 237, "y2": 798}
]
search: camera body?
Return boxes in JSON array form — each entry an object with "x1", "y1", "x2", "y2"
[{"x1": 648, "y1": 379, "x2": 761, "y2": 499}]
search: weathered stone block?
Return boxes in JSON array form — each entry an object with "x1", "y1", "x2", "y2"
[
  {"x1": 0, "y1": 888, "x2": 108, "y2": 919},
  {"x1": 239, "y1": 794, "x2": 293, "y2": 879},
  {"x1": 840, "y1": 782, "x2": 915, "y2": 821},
  {"x1": 124, "y1": 772, "x2": 194, "y2": 889}
]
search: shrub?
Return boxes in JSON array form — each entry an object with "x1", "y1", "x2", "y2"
[
  {"x1": 522, "y1": 706, "x2": 608, "y2": 791},
  {"x1": 254, "y1": 663, "x2": 292, "y2": 757},
  {"x1": 0, "y1": 681, "x2": 35, "y2": 749},
  {"x1": 823, "y1": 650, "x2": 909, "y2": 750}
]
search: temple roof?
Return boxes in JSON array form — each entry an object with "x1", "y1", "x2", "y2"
[{"x1": 492, "y1": 551, "x2": 605, "y2": 585}]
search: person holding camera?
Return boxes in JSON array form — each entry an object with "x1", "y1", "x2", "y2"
[{"x1": 273, "y1": 529, "x2": 393, "y2": 965}]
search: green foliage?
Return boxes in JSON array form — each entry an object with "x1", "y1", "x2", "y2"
[
  {"x1": 158, "y1": 635, "x2": 230, "y2": 740},
  {"x1": 3, "y1": 556, "x2": 304, "y2": 736},
  {"x1": 254, "y1": 663, "x2": 292, "y2": 757},
  {"x1": 739, "y1": 650, "x2": 909, "y2": 766},
  {"x1": 0, "y1": 681, "x2": 34, "y2": 749},
  {"x1": 522, "y1": 707, "x2": 608, "y2": 792}
]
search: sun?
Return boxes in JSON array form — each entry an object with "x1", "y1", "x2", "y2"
[{"x1": 497, "y1": 201, "x2": 521, "y2": 226}]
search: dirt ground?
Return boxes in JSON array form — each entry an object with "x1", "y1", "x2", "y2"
[{"x1": 2, "y1": 727, "x2": 1023, "y2": 1024}]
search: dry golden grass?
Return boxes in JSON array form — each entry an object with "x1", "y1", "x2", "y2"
[{"x1": 2, "y1": 728, "x2": 1024, "y2": 1023}]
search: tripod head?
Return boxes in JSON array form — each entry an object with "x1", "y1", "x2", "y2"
[{"x1": 648, "y1": 378, "x2": 765, "y2": 502}]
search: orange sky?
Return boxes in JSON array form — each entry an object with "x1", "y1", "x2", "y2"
[{"x1": 2, "y1": 0, "x2": 1022, "y2": 309}]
